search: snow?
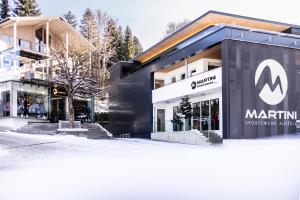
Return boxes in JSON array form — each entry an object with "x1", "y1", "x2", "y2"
[
  {"x1": 0, "y1": 147, "x2": 8, "y2": 157},
  {"x1": 1, "y1": 133, "x2": 300, "y2": 200}
]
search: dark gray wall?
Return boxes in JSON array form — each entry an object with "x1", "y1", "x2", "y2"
[
  {"x1": 108, "y1": 66, "x2": 153, "y2": 138},
  {"x1": 222, "y1": 40, "x2": 300, "y2": 138}
]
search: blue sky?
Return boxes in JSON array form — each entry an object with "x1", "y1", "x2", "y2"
[{"x1": 33, "y1": 0, "x2": 300, "y2": 50}]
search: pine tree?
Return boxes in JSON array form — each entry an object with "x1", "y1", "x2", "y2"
[
  {"x1": 179, "y1": 96, "x2": 192, "y2": 119},
  {"x1": 0, "y1": 0, "x2": 10, "y2": 20},
  {"x1": 133, "y1": 36, "x2": 143, "y2": 56},
  {"x1": 79, "y1": 8, "x2": 98, "y2": 44},
  {"x1": 105, "y1": 18, "x2": 120, "y2": 62},
  {"x1": 123, "y1": 25, "x2": 135, "y2": 60},
  {"x1": 116, "y1": 26, "x2": 124, "y2": 61},
  {"x1": 63, "y1": 11, "x2": 77, "y2": 28},
  {"x1": 13, "y1": 0, "x2": 41, "y2": 16},
  {"x1": 178, "y1": 96, "x2": 192, "y2": 130}
]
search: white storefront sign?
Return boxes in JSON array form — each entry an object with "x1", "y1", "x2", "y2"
[{"x1": 152, "y1": 68, "x2": 222, "y2": 103}]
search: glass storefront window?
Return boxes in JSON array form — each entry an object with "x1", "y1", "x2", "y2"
[
  {"x1": 192, "y1": 102, "x2": 200, "y2": 130},
  {"x1": 201, "y1": 100, "x2": 210, "y2": 131},
  {"x1": 74, "y1": 99, "x2": 92, "y2": 122},
  {"x1": 17, "y1": 91, "x2": 48, "y2": 118},
  {"x1": 210, "y1": 99, "x2": 219, "y2": 130},
  {"x1": 0, "y1": 91, "x2": 10, "y2": 117}
]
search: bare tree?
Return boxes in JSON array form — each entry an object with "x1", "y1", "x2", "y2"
[
  {"x1": 51, "y1": 39, "x2": 103, "y2": 128},
  {"x1": 164, "y1": 18, "x2": 191, "y2": 38},
  {"x1": 94, "y1": 9, "x2": 116, "y2": 90}
]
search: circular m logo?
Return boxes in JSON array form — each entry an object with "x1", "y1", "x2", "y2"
[
  {"x1": 191, "y1": 81, "x2": 197, "y2": 89},
  {"x1": 255, "y1": 59, "x2": 288, "y2": 105}
]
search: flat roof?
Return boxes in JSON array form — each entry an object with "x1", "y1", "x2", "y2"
[{"x1": 135, "y1": 10, "x2": 299, "y2": 64}]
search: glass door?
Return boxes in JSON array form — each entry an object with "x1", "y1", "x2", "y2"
[
  {"x1": 201, "y1": 100, "x2": 210, "y2": 131},
  {"x1": 192, "y1": 102, "x2": 200, "y2": 130},
  {"x1": 157, "y1": 109, "x2": 165, "y2": 132}
]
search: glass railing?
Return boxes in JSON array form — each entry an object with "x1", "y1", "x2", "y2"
[
  {"x1": 153, "y1": 120, "x2": 191, "y2": 133},
  {"x1": 154, "y1": 67, "x2": 221, "y2": 90},
  {"x1": 153, "y1": 117, "x2": 220, "y2": 133}
]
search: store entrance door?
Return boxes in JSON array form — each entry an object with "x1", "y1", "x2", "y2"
[
  {"x1": 50, "y1": 97, "x2": 66, "y2": 123},
  {"x1": 156, "y1": 109, "x2": 165, "y2": 132},
  {"x1": 201, "y1": 100, "x2": 210, "y2": 131}
]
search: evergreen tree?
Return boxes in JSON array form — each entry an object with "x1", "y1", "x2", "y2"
[
  {"x1": 123, "y1": 25, "x2": 135, "y2": 60},
  {"x1": 63, "y1": 11, "x2": 77, "y2": 28},
  {"x1": 105, "y1": 18, "x2": 124, "y2": 62},
  {"x1": 79, "y1": 8, "x2": 98, "y2": 43},
  {"x1": 116, "y1": 26, "x2": 124, "y2": 61},
  {"x1": 178, "y1": 96, "x2": 192, "y2": 130},
  {"x1": 133, "y1": 36, "x2": 143, "y2": 56},
  {"x1": 13, "y1": 0, "x2": 41, "y2": 16},
  {"x1": 0, "y1": 0, "x2": 10, "y2": 20}
]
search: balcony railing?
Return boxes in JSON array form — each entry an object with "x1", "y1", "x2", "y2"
[
  {"x1": 154, "y1": 67, "x2": 221, "y2": 90},
  {"x1": 152, "y1": 67, "x2": 222, "y2": 103}
]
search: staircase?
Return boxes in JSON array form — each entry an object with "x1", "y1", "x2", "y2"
[
  {"x1": 81, "y1": 123, "x2": 113, "y2": 139},
  {"x1": 16, "y1": 122, "x2": 113, "y2": 139},
  {"x1": 17, "y1": 123, "x2": 58, "y2": 135}
]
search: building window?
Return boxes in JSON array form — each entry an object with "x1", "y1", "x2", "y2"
[
  {"x1": 171, "y1": 76, "x2": 176, "y2": 83},
  {"x1": 210, "y1": 99, "x2": 219, "y2": 130},
  {"x1": 192, "y1": 102, "x2": 200, "y2": 130},
  {"x1": 191, "y1": 69, "x2": 197, "y2": 76},
  {"x1": 155, "y1": 79, "x2": 164, "y2": 89},
  {"x1": 0, "y1": 91, "x2": 10, "y2": 117},
  {"x1": 172, "y1": 106, "x2": 182, "y2": 131},
  {"x1": 17, "y1": 91, "x2": 48, "y2": 118},
  {"x1": 208, "y1": 62, "x2": 220, "y2": 71},
  {"x1": 19, "y1": 39, "x2": 31, "y2": 49},
  {"x1": 180, "y1": 73, "x2": 186, "y2": 80},
  {"x1": 2, "y1": 34, "x2": 13, "y2": 45},
  {"x1": 35, "y1": 27, "x2": 51, "y2": 54},
  {"x1": 173, "y1": 106, "x2": 179, "y2": 119}
]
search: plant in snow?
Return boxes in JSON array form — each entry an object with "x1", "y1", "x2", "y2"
[{"x1": 178, "y1": 96, "x2": 192, "y2": 130}]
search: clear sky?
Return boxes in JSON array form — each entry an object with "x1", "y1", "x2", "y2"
[{"x1": 36, "y1": 0, "x2": 300, "y2": 50}]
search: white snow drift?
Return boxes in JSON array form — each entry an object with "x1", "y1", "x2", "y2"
[{"x1": 1, "y1": 133, "x2": 300, "y2": 200}]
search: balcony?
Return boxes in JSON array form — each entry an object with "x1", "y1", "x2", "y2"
[{"x1": 152, "y1": 67, "x2": 222, "y2": 103}]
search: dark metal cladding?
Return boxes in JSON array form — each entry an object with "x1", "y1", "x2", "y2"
[{"x1": 222, "y1": 40, "x2": 300, "y2": 139}]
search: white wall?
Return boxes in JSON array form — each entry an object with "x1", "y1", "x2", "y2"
[{"x1": 154, "y1": 58, "x2": 221, "y2": 85}]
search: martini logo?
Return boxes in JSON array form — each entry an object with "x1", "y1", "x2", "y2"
[
  {"x1": 255, "y1": 59, "x2": 288, "y2": 105},
  {"x1": 191, "y1": 81, "x2": 197, "y2": 89},
  {"x1": 191, "y1": 76, "x2": 216, "y2": 90}
]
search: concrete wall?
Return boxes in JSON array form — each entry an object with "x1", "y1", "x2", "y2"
[
  {"x1": 151, "y1": 131, "x2": 209, "y2": 145},
  {"x1": 0, "y1": 117, "x2": 48, "y2": 130}
]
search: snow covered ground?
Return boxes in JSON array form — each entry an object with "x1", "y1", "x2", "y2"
[
  {"x1": 1, "y1": 132, "x2": 300, "y2": 200},
  {"x1": 0, "y1": 147, "x2": 8, "y2": 158}
]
